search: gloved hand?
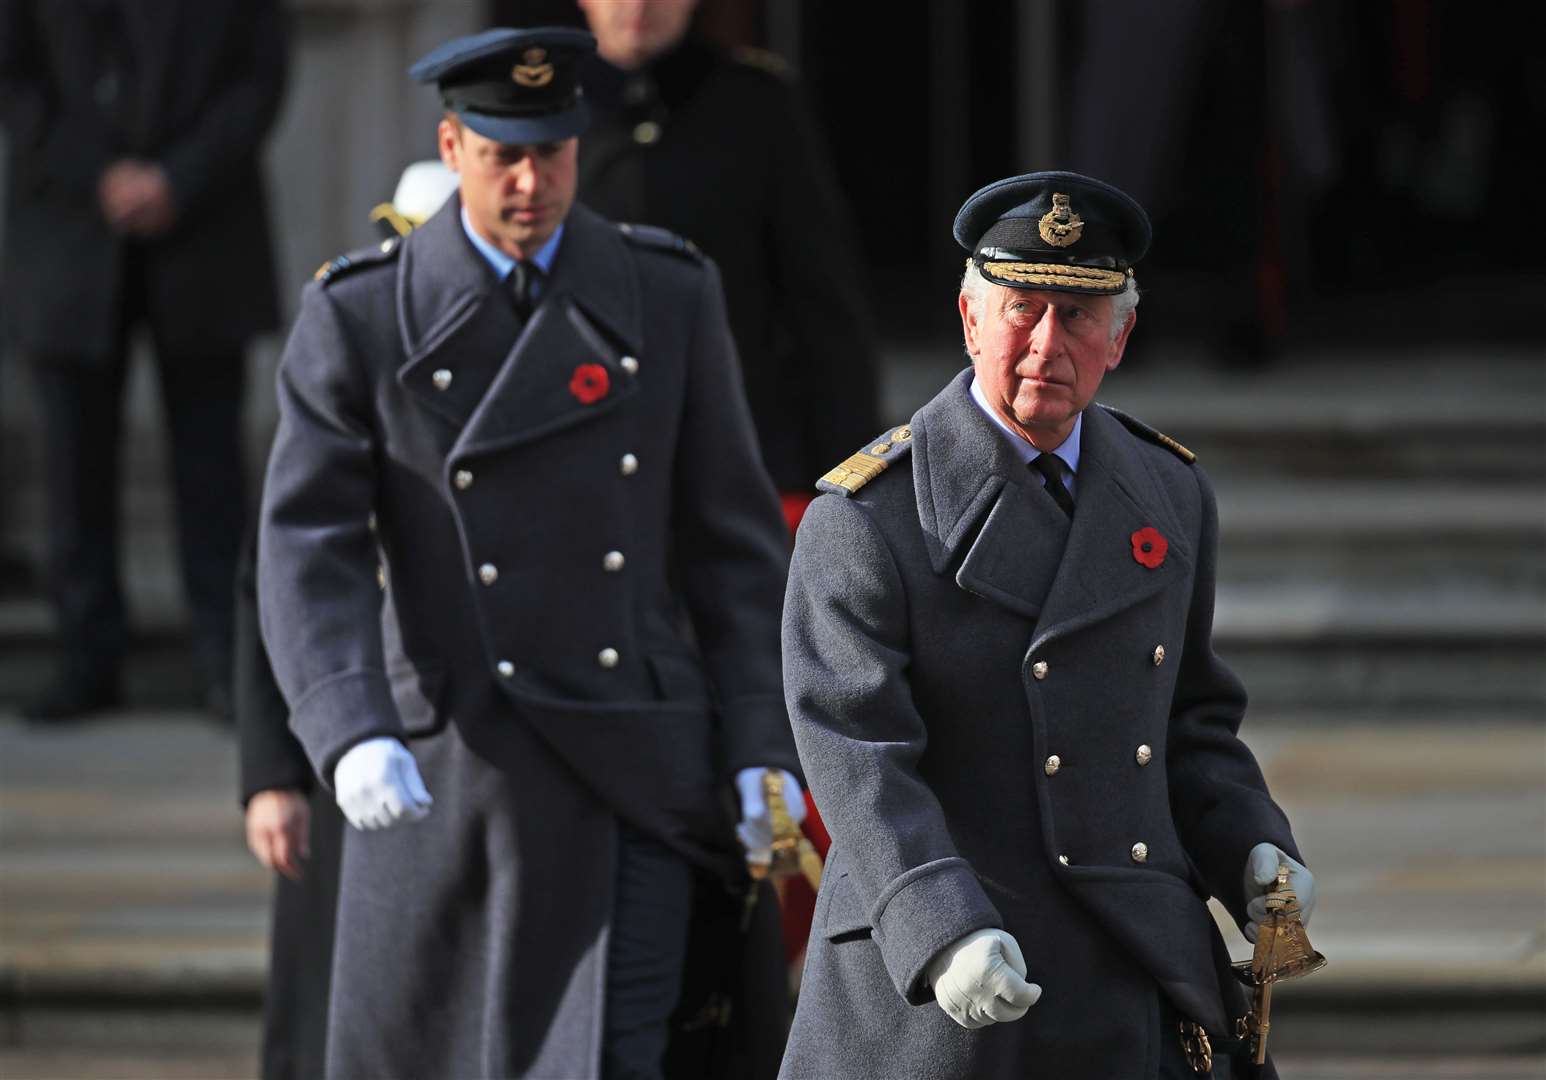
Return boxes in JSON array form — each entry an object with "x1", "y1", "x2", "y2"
[
  {"x1": 333, "y1": 736, "x2": 433, "y2": 831},
  {"x1": 1243, "y1": 842, "x2": 1316, "y2": 942},
  {"x1": 926, "y1": 928, "x2": 1042, "y2": 1029},
  {"x1": 734, "y1": 767, "x2": 805, "y2": 865}
]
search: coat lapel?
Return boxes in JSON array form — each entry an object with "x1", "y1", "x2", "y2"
[
  {"x1": 395, "y1": 201, "x2": 644, "y2": 450},
  {"x1": 451, "y1": 204, "x2": 644, "y2": 458},
  {"x1": 396, "y1": 195, "x2": 513, "y2": 428},
  {"x1": 1028, "y1": 403, "x2": 1192, "y2": 653},
  {"x1": 913, "y1": 371, "x2": 1069, "y2": 620}
]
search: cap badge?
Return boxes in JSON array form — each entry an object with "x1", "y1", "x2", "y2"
[
  {"x1": 512, "y1": 48, "x2": 554, "y2": 88},
  {"x1": 1038, "y1": 192, "x2": 1085, "y2": 248}
]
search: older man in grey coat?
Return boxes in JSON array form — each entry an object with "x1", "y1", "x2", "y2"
[
  {"x1": 780, "y1": 173, "x2": 1316, "y2": 1079},
  {"x1": 258, "y1": 28, "x2": 801, "y2": 1080}
]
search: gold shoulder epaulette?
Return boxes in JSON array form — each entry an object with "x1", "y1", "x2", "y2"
[
  {"x1": 816, "y1": 424, "x2": 914, "y2": 496},
  {"x1": 732, "y1": 46, "x2": 791, "y2": 79},
  {"x1": 1097, "y1": 404, "x2": 1196, "y2": 464},
  {"x1": 313, "y1": 236, "x2": 401, "y2": 286}
]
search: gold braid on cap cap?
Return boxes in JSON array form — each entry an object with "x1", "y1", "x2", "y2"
[{"x1": 981, "y1": 261, "x2": 1127, "y2": 291}]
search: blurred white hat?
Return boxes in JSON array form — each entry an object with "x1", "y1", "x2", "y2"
[{"x1": 371, "y1": 160, "x2": 460, "y2": 236}]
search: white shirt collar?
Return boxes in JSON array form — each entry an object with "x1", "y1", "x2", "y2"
[{"x1": 968, "y1": 374, "x2": 1082, "y2": 476}]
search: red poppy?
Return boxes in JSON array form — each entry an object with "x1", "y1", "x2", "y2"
[
  {"x1": 569, "y1": 363, "x2": 609, "y2": 405},
  {"x1": 1130, "y1": 526, "x2": 1168, "y2": 569}
]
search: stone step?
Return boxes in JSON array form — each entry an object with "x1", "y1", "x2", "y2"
[{"x1": 1217, "y1": 483, "x2": 1544, "y2": 592}]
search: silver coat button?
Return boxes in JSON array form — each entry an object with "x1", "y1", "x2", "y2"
[
  {"x1": 632, "y1": 121, "x2": 661, "y2": 145},
  {"x1": 454, "y1": 469, "x2": 474, "y2": 490},
  {"x1": 432, "y1": 369, "x2": 453, "y2": 391},
  {"x1": 1153, "y1": 645, "x2": 1166, "y2": 666},
  {"x1": 602, "y1": 551, "x2": 625, "y2": 573},
  {"x1": 619, "y1": 356, "x2": 640, "y2": 375},
  {"x1": 1131, "y1": 842, "x2": 1149, "y2": 864},
  {"x1": 598, "y1": 647, "x2": 620, "y2": 669},
  {"x1": 496, "y1": 660, "x2": 514, "y2": 678},
  {"x1": 620, "y1": 453, "x2": 639, "y2": 476},
  {"x1": 1058, "y1": 854, "x2": 1070, "y2": 866},
  {"x1": 1044, "y1": 755, "x2": 1061, "y2": 776},
  {"x1": 478, "y1": 563, "x2": 498, "y2": 586},
  {"x1": 1136, "y1": 744, "x2": 1153, "y2": 766},
  {"x1": 1032, "y1": 660, "x2": 1048, "y2": 680}
]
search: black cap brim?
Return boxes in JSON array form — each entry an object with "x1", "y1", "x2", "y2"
[{"x1": 457, "y1": 99, "x2": 589, "y2": 145}]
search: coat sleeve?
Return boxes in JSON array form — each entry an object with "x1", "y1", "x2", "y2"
[
  {"x1": 1167, "y1": 465, "x2": 1302, "y2": 925},
  {"x1": 257, "y1": 283, "x2": 400, "y2": 783},
  {"x1": 765, "y1": 78, "x2": 881, "y2": 475},
  {"x1": 158, "y1": 0, "x2": 288, "y2": 218},
  {"x1": 669, "y1": 258, "x2": 801, "y2": 780},
  {"x1": 235, "y1": 528, "x2": 313, "y2": 804},
  {"x1": 783, "y1": 494, "x2": 1003, "y2": 1005}
]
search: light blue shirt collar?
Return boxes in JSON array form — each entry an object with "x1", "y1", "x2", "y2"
[
  {"x1": 968, "y1": 374, "x2": 1082, "y2": 493},
  {"x1": 460, "y1": 206, "x2": 564, "y2": 285}
]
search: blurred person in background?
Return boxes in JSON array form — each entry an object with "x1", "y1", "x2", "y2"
[
  {"x1": 0, "y1": 0, "x2": 287, "y2": 720},
  {"x1": 236, "y1": 159, "x2": 459, "y2": 1080},
  {"x1": 574, "y1": 0, "x2": 880, "y2": 530}
]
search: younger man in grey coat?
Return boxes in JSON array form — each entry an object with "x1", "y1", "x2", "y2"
[
  {"x1": 258, "y1": 29, "x2": 801, "y2": 1080},
  {"x1": 780, "y1": 173, "x2": 1316, "y2": 1079}
]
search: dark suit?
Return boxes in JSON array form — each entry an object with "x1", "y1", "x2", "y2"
[
  {"x1": 0, "y1": 0, "x2": 285, "y2": 690},
  {"x1": 257, "y1": 199, "x2": 798, "y2": 1077},
  {"x1": 578, "y1": 39, "x2": 879, "y2": 494},
  {"x1": 779, "y1": 372, "x2": 1300, "y2": 1079}
]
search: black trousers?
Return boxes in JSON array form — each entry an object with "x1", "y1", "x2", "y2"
[
  {"x1": 604, "y1": 822, "x2": 696, "y2": 1080},
  {"x1": 31, "y1": 251, "x2": 246, "y2": 689}
]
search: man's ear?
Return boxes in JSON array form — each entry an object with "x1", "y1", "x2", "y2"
[
  {"x1": 959, "y1": 292, "x2": 980, "y2": 357},
  {"x1": 437, "y1": 118, "x2": 462, "y2": 172},
  {"x1": 1107, "y1": 311, "x2": 1136, "y2": 371}
]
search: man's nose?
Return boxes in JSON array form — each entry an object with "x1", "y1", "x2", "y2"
[
  {"x1": 1025, "y1": 309, "x2": 1064, "y2": 360},
  {"x1": 508, "y1": 162, "x2": 538, "y2": 196}
]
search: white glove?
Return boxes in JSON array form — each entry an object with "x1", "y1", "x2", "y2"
[
  {"x1": 734, "y1": 767, "x2": 806, "y2": 865},
  {"x1": 333, "y1": 737, "x2": 433, "y2": 831},
  {"x1": 1243, "y1": 842, "x2": 1316, "y2": 942},
  {"x1": 926, "y1": 928, "x2": 1041, "y2": 1029}
]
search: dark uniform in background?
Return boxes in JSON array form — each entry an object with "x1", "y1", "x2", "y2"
[
  {"x1": 235, "y1": 534, "x2": 343, "y2": 1080},
  {"x1": 0, "y1": 0, "x2": 286, "y2": 717},
  {"x1": 779, "y1": 175, "x2": 1306, "y2": 1079},
  {"x1": 578, "y1": 36, "x2": 880, "y2": 501},
  {"x1": 258, "y1": 29, "x2": 798, "y2": 1079}
]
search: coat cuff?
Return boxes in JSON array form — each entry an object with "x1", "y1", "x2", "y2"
[
  {"x1": 287, "y1": 669, "x2": 403, "y2": 789},
  {"x1": 870, "y1": 857, "x2": 1002, "y2": 1006}
]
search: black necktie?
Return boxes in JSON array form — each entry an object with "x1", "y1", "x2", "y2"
[
  {"x1": 507, "y1": 261, "x2": 539, "y2": 319},
  {"x1": 1029, "y1": 454, "x2": 1075, "y2": 518}
]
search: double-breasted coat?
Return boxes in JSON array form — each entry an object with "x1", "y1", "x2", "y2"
[
  {"x1": 257, "y1": 198, "x2": 799, "y2": 1078},
  {"x1": 780, "y1": 371, "x2": 1302, "y2": 1079}
]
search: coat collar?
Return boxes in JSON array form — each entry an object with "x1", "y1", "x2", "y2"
[
  {"x1": 911, "y1": 371, "x2": 1192, "y2": 634},
  {"x1": 396, "y1": 199, "x2": 644, "y2": 455}
]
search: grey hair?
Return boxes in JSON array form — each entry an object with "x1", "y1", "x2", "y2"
[{"x1": 960, "y1": 258, "x2": 1139, "y2": 343}]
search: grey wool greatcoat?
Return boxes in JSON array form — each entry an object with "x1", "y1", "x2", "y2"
[
  {"x1": 257, "y1": 198, "x2": 799, "y2": 1079},
  {"x1": 780, "y1": 371, "x2": 1302, "y2": 1080}
]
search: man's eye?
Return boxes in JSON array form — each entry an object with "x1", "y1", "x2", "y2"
[
  {"x1": 1066, "y1": 307, "x2": 1085, "y2": 320},
  {"x1": 1011, "y1": 302, "x2": 1028, "y2": 313}
]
